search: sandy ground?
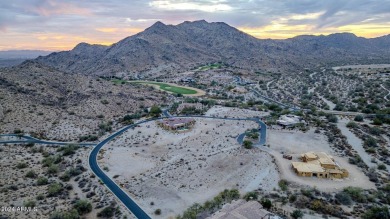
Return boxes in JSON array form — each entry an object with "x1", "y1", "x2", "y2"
[
  {"x1": 267, "y1": 127, "x2": 375, "y2": 192},
  {"x1": 100, "y1": 118, "x2": 279, "y2": 218}
]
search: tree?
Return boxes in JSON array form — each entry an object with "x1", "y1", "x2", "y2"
[
  {"x1": 149, "y1": 105, "x2": 162, "y2": 117},
  {"x1": 363, "y1": 206, "x2": 390, "y2": 219},
  {"x1": 373, "y1": 118, "x2": 383, "y2": 126},
  {"x1": 364, "y1": 137, "x2": 378, "y2": 147},
  {"x1": 327, "y1": 115, "x2": 338, "y2": 123},
  {"x1": 291, "y1": 209, "x2": 304, "y2": 219}
]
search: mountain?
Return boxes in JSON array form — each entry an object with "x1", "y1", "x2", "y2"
[{"x1": 35, "y1": 20, "x2": 390, "y2": 76}]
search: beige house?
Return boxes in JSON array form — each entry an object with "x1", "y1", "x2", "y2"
[
  {"x1": 157, "y1": 118, "x2": 195, "y2": 131},
  {"x1": 292, "y1": 152, "x2": 349, "y2": 179}
]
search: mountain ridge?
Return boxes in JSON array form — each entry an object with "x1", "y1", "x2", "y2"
[{"x1": 34, "y1": 20, "x2": 390, "y2": 76}]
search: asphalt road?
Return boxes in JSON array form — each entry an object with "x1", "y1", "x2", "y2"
[
  {"x1": 88, "y1": 115, "x2": 267, "y2": 218},
  {"x1": 0, "y1": 115, "x2": 267, "y2": 219}
]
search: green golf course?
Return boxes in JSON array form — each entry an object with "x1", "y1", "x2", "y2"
[{"x1": 132, "y1": 81, "x2": 199, "y2": 95}]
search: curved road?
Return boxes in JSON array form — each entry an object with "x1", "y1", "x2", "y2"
[{"x1": 88, "y1": 115, "x2": 267, "y2": 218}]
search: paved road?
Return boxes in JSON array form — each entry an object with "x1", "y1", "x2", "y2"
[{"x1": 88, "y1": 115, "x2": 267, "y2": 218}]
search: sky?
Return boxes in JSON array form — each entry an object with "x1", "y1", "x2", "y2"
[{"x1": 0, "y1": 0, "x2": 389, "y2": 51}]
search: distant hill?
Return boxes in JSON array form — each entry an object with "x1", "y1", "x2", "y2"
[
  {"x1": 0, "y1": 50, "x2": 53, "y2": 67},
  {"x1": 34, "y1": 20, "x2": 390, "y2": 76}
]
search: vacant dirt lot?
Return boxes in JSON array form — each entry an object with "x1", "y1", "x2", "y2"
[{"x1": 100, "y1": 118, "x2": 279, "y2": 218}]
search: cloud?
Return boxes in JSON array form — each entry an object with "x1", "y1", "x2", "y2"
[
  {"x1": 0, "y1": 0, "x2": 389, "y2": 50},
  {"x1": 149, "y1": 0, "x2": 233, "y2": 12}
]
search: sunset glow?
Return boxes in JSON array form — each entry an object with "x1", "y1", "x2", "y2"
[{"x1": 1, "y1": 0, "x2": 389, "y2": 51}]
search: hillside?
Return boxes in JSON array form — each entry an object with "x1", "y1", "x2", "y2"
[
  {"x1": 0, "y1": 61, "x2": 165, "y2": 141},
  {"x1": 35, "y1": 20, "x2": 390, "y2": 77}
]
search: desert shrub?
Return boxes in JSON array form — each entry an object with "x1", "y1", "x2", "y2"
[
  {"x1": 79, "y1": 135, "x2": 98, "y2": 142},
  {"x1": 101, "y1": 99, "x2": 109, "y2": 104},
  {"x1": 354, "y1": 115, "x2": 364, "y2": 122},
  {"x1": 346, "y1": 121, "x2": 358, "y2": 128},
  {"x1": 327, "y1": 115, "x2": 338, "y2": 123},
  {"x1": 373, "y1": 118, "x2": 383, "y2": 125},
  {"x1": 23, "y1": 200, "x2": 36, "y2": 208},
  {"x1": 363, "y1": 206, "x2": 389, "y2": 219},
  {"x1": 291, "y1": 209, "x2": 304, "y2": 219},
  {"x1": 74, "y1": 200, "x2": 92, "y2": 215},
  {"x1": 16, "y1": 162, "x2": 28, "y2": 169},
  {"x1": 243, "y1": 191, "x2": 258, "y2": 201},
  {"x1": 378, "y1": 164, "x2": 387, "y2": 170},
  {"x1": 289, "y1": 194, "x2": 297, "y2": 203},
  {"x1": 25, "y1": 170, "x2": 37, "y2": 178},
  {"x1": 58, "y1": 144, "x2": 79, "y2": 156},
  {"x1": 335, "y1": 191, "x2": 352, "y2": 205},
  {"x1": 243, "y1": 140, "x2": 253, "y2": 149},
  {"x1": 42, "y1": 155, "x2": 62, "y2": 167},
  {"x1": 97, "y1": 206, "x2": 115, "y2": 218},
  {"x1": 149, "y1": 105, "x2": 162, "y2": 117},
  {"x1": 278, "y1": 179, "x2": 289, "y2": 191},
  {"x1": 343, "y1": 187, "x2": 366, "y2": 203},
  {"x1": 154, "y1": 209, "x2": 162, "y2": 215},
  {"x1": 369, "y1": 127, "x2": 382, "y2": 136},
  {"x1": 364, "y1": 137, "x2": 378, "y2": 147},
  {"x1": 47, "y1": 183, "x2": 63, "y2": 197},
  {"x1": 261, "y1": 198, "x2": 272, "y2": 210},
  {"x1": 36, "y1": 194, "x2": 44, "y2": 200},
  {"x1": 47, "y1": 164, "x2": 59, "y2": 174},
  {"x1": 36, "y1": 177, "x2": 48, "y2": 185}
]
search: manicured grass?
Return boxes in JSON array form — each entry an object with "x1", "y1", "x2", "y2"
[
  {"x1": 133, "y1": 81, "x2": 198, "y2": 95},
  {"x1": 111, "y1": 79, "x2": 127, "y2": 84}
]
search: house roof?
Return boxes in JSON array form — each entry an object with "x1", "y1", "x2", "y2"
[{"x1": 292, "y1": 162, "x2": 325, "y2": 173}]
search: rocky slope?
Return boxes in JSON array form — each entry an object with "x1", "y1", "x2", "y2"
[
  {"x1": 0, "y1": 61, "x2": 165, "y2": 141},
  {"x1": 35, "y1": 20, "x2": 390, "y2": 76}
]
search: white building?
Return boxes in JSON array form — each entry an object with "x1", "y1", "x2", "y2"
[{"x1": 277, "y1": 114, "x2": 302, "y2": 127}]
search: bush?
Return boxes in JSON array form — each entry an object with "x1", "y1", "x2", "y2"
[
  {"x1": 74, "y1": 200, "x2": 92, "y2": 215},
  {"x1": 23, "y1": 200, "x2": 36, "y2": 208},
  {"x1": 363, "y1": 206, "x2": 389, "y2": 219},
  {"x1": 47, "y1": 183, "x2": 63, "y2": 197},
  {"x1": 243, "y1": 140, "x2": 253, "y2": 149},
  {"x1": 61, "y1": 144, "x2": 79, "y2": 156},
  {"x1": 149, "y1": 105, "x2": 162, "y2": 117},
  {"x1": 278, "y1": 179, "x2": 288, "y2": 191},
  {"x1": 369, "y1": 127, "x2": 382, "y2": 136},
  {"x1": 354, "y1": 115, "x2": 364, "y2": 122},
  {"x1": 79, "y1": 135, "x2": 98, "y2": 142},
  {"x1": 327, "y1": 115, "x2": 338, "y2": 123},
  {"x1": 16, "y1": 162, "x2": 28, "y2": 169},
  {"x1": 243, "y1": 191, "x2": 258, "y2": 201},
  {"x1": 343, "y1": 187, "x2": 366, "y2": 203},
  {"x1": 101, "y1": 100, "x2": 109, "y2": 105},
  {"x1": 373, "y1": 118, "x2": 383, "y2": 126},
  {"x1": 346, "y1": 121, "x2": 358, "y2": 128},
  {"x1": 36, "y1": 177, "x2": 48, "y2": 185},
  {"x1": 261, "y1": 198, "x2": 272, "y2": 210},
  {"x1": 291, "y1": 209, "x2": 304, "y2": 219},
  {"x1": 97, "y1": 206, "x2": 115, "y2": 218},
  {"x1": 154, "y1": 209, "x2": 162, "y2": 215},
  {"x1": 364, "y1": 137, "x2": 378, "y2": 148},
  {"x1": 335, "y1": 191, "x2": 352, "y2": 205},
  {"x1": 47, "y1": 164, "x2": 59, "y2": 174},
  {"x1": 378, "y1": 164, "x2": 387, "y2": 170},
  {"x1": 25, "y1": 170, "x2": 37, "y2": 178}
]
